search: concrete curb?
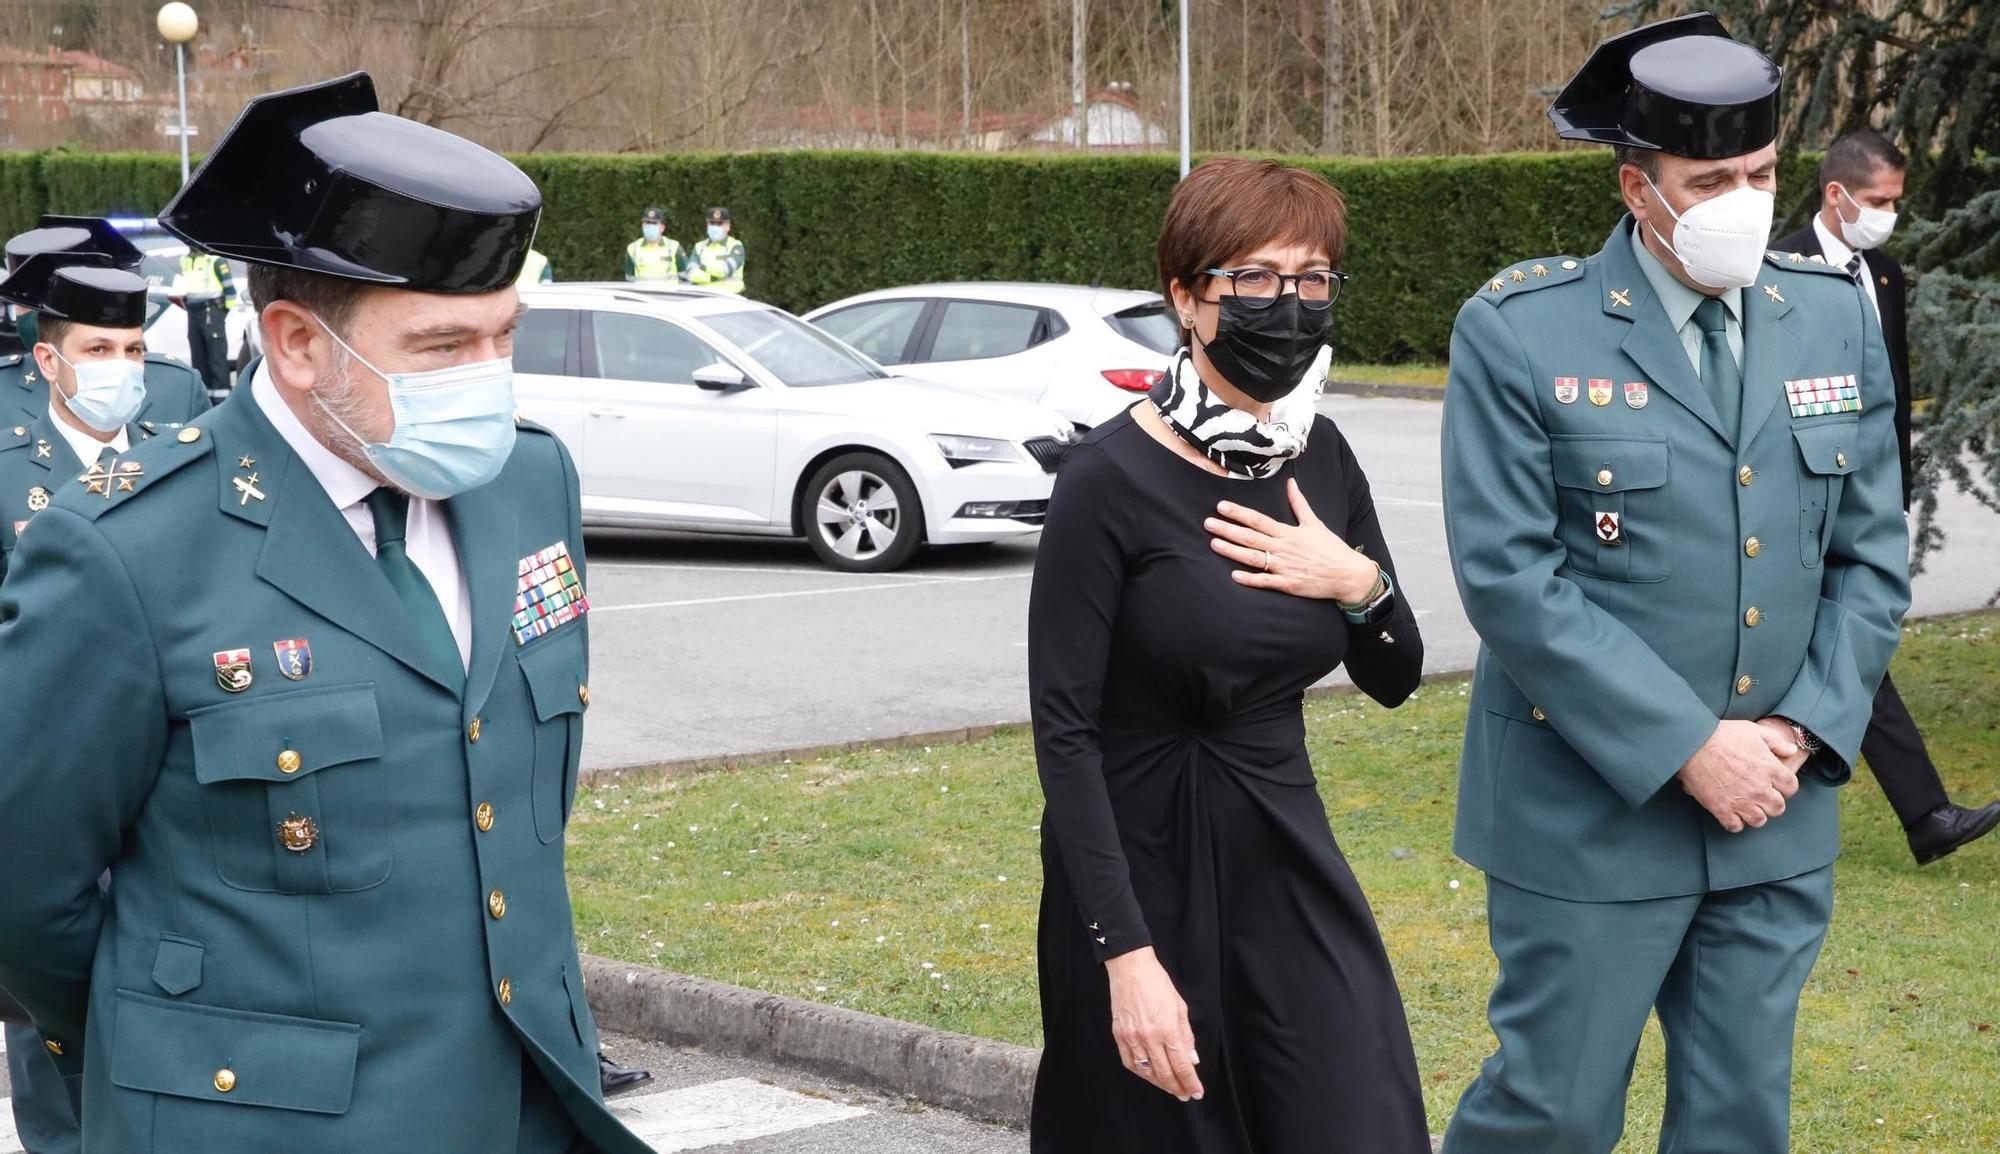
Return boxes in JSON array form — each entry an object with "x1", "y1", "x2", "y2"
[
  {"x1": 1325, "y1": 378, "x2": 1444, "y2": 401},
  {"x1": 580, "y1": 955, "x2": 1040, "y2": 1125}
]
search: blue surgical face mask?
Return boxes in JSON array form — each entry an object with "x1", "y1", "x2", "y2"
[
  {"x1": 706, "y1": 225, "x2": 727, "y2": 243},
  {"x1": 48, "y1": 345, "x2": 147, "y2": 433},
  {"x1": 310, "y1": 314, "x2": 518, "y2": 501},
  {"x1": 642, "y1": 223, "x2": 664, "y2": 242}
]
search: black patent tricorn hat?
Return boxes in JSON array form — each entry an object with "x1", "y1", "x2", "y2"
[
  {"x1": 159, "y1": 72, "x2": 542, "y2": 293},
  {"x1": 0, "y1": 257, "x2": 149, "y2": 328},
  {"x1": 5, "y1": 217, "x2": 143, "y2": 275},
  {"x1": 1549, "y1": 13, "x2": 1781, "y2": 160}
]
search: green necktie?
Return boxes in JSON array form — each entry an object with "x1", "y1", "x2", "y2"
[
  {"x1": 1693, "y1": 296, "x2": 1741, "y2": 440},
  {"x1": 363, "y1": 487, "x2": 463, "y2": 688}
]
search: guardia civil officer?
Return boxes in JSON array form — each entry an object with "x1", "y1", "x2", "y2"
[
  {"x1": 1771, "y1": 131, "x2": 2000, "y2": 866},
  {"x1": 0, "y1": 259, "x2": 163, "y2": 1154},
  {"x1": 2, "y1": 218, "x2": 209, "y2": 430},
  {"x1": 623, "y1": 206, "x2": 686, "y2": 284},
  {"x1": 1438, "y1": 16, "x2": 1909, "y2": 1153},
  {"x1": 684, "y1": 207, "x2": 746, "y2": 294},
  {"x1": 172, "y1": 244, "x2": 240, "y2": 394},
  {"x1": 0, "y1": 73, "x2": 651, "y2": 1154}
]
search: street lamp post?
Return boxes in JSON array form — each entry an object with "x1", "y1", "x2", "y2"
[
  {"x1": 157, "y1": 3, "x2": 199, "y2": 185},
  {"x1": 1177, "y1": 0, "x2": 1190, "y2": 178}
]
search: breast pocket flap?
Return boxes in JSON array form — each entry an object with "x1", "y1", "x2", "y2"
[
  {"x1": 519, "y1": 629, "x2": 587, "y2": 723},
  {"x1": 1549, "y1": 437, "x2": 1670, "y2": 493},
  {"x1": 1792, "y1": 421, "x2": 1860, "y2": 476},
  {"x1": 189, "y1": 683, "x2": 384, "y2": 785},
  {"x1": 109, "y1": 989, "x2": 360, "y2": 1115}
]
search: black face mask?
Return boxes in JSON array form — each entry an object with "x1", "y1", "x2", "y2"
[{"x1": 1196, "y1": 293, "x2": 1333, "y2": 404}]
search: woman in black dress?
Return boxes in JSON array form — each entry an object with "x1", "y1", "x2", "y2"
[{"x1": 1028, "y1": 157, "x2": 1429, "y2": 1153}]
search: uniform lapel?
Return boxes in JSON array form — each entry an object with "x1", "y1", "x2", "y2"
[
  {"x1": 218, "y1": 392, "x2": 466, "y2": 696},
  {"x1": 445, "y1": 477, "x2": 518, "y2": 724},
  {"x1": 1596, "y1": 222, "x2": 1732, "y2": 446},
  {"x1": 1737, "y1": 272, "x2": 1802, "y2": 451},
  {"x1": 27, "y1": 408, "x2": 83, "y2": 489}
]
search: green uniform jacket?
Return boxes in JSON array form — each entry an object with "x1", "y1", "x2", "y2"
[
  {"x1": 3, "y1": 350, "x2": 212, "y2": 427},
  {"x1": 0, "y1": 409, "x2": 177, "y2": 585},
  {"x1": 1441, "y1": 218, "x2": 1910, "y2": 902},
  {"x1": 0, "y1": 392, "x2": 648, "y2": 1153}
]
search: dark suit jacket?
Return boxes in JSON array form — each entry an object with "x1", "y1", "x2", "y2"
[{"x1": 1773, "y1": 222, "x2": 1913, "y2": 506}]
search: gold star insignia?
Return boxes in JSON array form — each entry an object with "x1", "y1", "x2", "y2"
[
  {"x1": 116, "y1": 476, "x2": 137, "y2": 492},
  {"x1": 80, "y1": 462, "x2": 109, "y2": 496},
  {"x1": 1808, "y1": 254, "x2": 1826, "y2": 265},
  {"x1": 1510, "y1": 269, "x2": 1528, "y2": 283},
  {"x1": 1789, "y1": 252, "x2": 1806, "y2": 263},
  {"x1": 237, "y1": 455, "x2": 256, "y2": 470},
  {"x1": 1764, "y1": 284, "x2": 1785, "y2": 304},
  {"x1": 1608, "y1": 289, "x2": 1633, "y2": 309},
  {"x1": 1531, "y1": 264, "x2": 1549, "y2": 277},
  {"x1": 1489, "y1": 279, "x2": 1505, "y2": 293}
]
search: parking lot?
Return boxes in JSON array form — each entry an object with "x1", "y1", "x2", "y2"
[{"x1": 576, "y1": 393, "x2": 2000, "y2": 771}]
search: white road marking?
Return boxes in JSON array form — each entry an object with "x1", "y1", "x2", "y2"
[
  {"x1": 1372, "y1": 496, "x2": 1445, "y2": 508},
  {"x1": 609, "y1": 1077, "x2": 868, "y2": 1151},
  {"x1": 594, "y1": 571, "x2": 1026, "y2": 614},
  {"x1": 0, "y1": 1078, "x2": 871, "y2": 1154},
  {"x1": 590, "y1": 560, "x2": 1022, "y2": 584}
]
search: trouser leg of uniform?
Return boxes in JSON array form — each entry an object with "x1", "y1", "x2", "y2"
[
  {"x1": 5, "y1": 1023, "x2": 81, "y2": 1154},
  {"x1": 186, "y1": 301, "x2": 228, "y2": 394},
  {"x1": 1653, "y1": 867, "x2": 1834, "y2": 1154},
  {"x1": 1859, "y1": 672, "x2": 1950, "y2": 827},
  {"x1": 1440, "y1": 878, "x2": 1702, "y2": 1154}
]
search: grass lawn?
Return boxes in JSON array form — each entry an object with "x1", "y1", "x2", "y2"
[
  {"x1": 1332, "y1": 361, "x2": 1449, "y2": 388},
  {"x1": 567, "y1": 613, "x2": 2000, "y2": 1149}
]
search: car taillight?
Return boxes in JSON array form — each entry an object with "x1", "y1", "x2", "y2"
[{"x1": 1102, "y1": 369, "x2": 1165, "y2": 392}]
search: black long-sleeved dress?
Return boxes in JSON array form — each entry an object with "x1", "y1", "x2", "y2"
[{"x1": 1028, "y1": 408, "x2": 1430, "y2": 1153}]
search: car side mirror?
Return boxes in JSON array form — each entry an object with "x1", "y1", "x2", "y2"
[{"x1": 693, "y1": 363, "x2": 750, "y2": 392}]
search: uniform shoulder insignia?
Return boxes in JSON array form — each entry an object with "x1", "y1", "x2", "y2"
[
  {"x1": 1764, "y1": 250, "x2": 1850, "y2": 277},
  {"x1": 0, "y1": 353, "x2": 19, "y2": 367},
  {"x1": 0, "y1": 424, "x2": 30, "y2": 451},
  {"x1": 145, "y1": 352, "x2": 196, "y2": 370},
  {"x1": 68, "y1": 425, "x2": 214, "y2": 522},
  {"x1": 513, "y1": 412, "x2": 558, "y2": 438},
  {"x1": 1475, "y1": 257, "x2": 1584, "y2": 306}
]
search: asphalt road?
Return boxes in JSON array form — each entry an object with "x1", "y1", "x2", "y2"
[{"x1": 579, "y1": 394, "x2": 2000, "y2": 771}]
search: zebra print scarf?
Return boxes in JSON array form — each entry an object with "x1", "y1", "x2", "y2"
[{"x1": 1148, "y1": 345, "x2": 1328, "y2": 479}]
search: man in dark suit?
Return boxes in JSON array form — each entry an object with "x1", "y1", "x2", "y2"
[{"x1": 1774, "y1": 129, "x2": 2000, "y2": 866}]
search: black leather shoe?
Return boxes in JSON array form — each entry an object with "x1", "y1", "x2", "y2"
[
  {"x1": 1907, "y1": 801, "x2": 2000, "y2": 866},
  {"x1": 599, "y1": 1050, "x2": 653, "y2": 1098}
]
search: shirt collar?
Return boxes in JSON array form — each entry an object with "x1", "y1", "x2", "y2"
[
  {"x1": 1629, "y1": 222, "x2": 1742, "y2": 329},
  {"x1": 46, "y1": 404, "x2": 128, "y2": 465},
  {"x1": 1812, "y1": 213, "x2": 1858, "y2": 270},
  {"x1": 251, "y1": 360, "x2": 379, "y2": 513}
]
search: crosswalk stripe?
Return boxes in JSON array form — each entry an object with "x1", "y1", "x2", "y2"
[
  {"x1": 609, "y1": 1077, "x2": 869, "y2": 1152},
  {"x1": 1, "y1": 1077, "x2": 868, "y2": 1154}
]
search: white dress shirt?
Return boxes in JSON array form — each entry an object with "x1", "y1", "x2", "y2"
[
  {"x1": 252, "y1": 364, "x2": 472, "y2": 670},
  {"x1": 1812, "y1": 214, "x2": 1882, "y2": 321},
  {"x1": 48, "y1": 405, "x2": 129, "y2": 467}
]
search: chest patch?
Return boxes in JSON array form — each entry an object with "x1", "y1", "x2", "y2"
[
  {"x1": 514, "y1": 540, "x2": 589, "y2": 646},
  {"x1": 1784, "y1": 375, "x2": 1861, "y2": 418}
]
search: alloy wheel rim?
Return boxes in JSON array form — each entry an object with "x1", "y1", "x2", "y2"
[{"x1": 814, "y1": 469, "x2": 901, "y2": 560}]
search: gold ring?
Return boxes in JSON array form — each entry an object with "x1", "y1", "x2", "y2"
[{"x1": 1261, "y1": 550, "x2": 1273, "y2": 572}]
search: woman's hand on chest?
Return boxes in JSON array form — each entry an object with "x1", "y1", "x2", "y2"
[{"x1": 1204, "y1": 477, "x2": 1380, "y2": 602}]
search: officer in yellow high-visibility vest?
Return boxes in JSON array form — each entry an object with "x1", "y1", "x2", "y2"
[
  {"x1": 685, "y1": 206, "x2": 747, "y2": 295},
  {"x1": 174, "y1": 246, "x2": 238, "y2": 393},
  {"x1": 517, "y1": 247, "x2": 553, "y2": 285},
  {"x1": 623, "y1": 206, "x2": 686, "y2": 284}
]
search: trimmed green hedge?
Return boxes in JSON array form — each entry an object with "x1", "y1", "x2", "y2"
[{"x1": 15, "y1": 148, "x2": 1832, "y2": 363}]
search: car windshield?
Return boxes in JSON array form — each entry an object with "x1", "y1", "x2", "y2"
[
  {"x1": 1106, "y1": 302, "x2": 1179, "y2": 356},
  {"x1": 702, "y1": 308, "x2": 886, "y2": 387}
]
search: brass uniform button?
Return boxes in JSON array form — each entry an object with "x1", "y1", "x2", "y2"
[
  {"x1": 476, "y1": 802, "x2": 495, "y2": 833},
  {"x1": 1835, "y1": 451, "x2": 1847, "y2": 468},
  {"x1": 1744, "y1": 607, "x2": 1761, "y2": 628},
  {"x1": 213, "y1": 1068, "x2": 236, "y2": 1093},
  {"x1": 278, "y1": 813, "x2": 320, "y2": 853},
  {"x1": 1561, "y1": 260, "x2": 1579, "y2": 270},
  {"x1": 43, "y1": 1038, "x2": 63, "y2": 1056},
  {"x1": 177, "y1": 427, "x2": 202, "y2": 444},
  {"x1": 1596, "y1": 469, "x2": 1614, "y2": 487},
  {"x1": 1735, "y1": 675, "x2": 1754, "y2": 696},
  {"x1": 1744, "y1": 537, "x2": 1762, "y2": 558},
  {"x1": 488, "y1": 889, "x2": 507, "y2": 919},
  {"x1": 277, "y1": 749, "x2": 302, "y2": 774},
  {"x1": 498, "y1": 977, "x2": 512, "y2": 1005},
  {"x1": 1531, "y1": 707, "x2": 1547, "y2": 722},
  {"x1": 1738, "y1": 466, "x2": 1754, "y2": 486},
  {"x1": 468, "y1": 717, "x2": 482, "y2": 743},
  {"x1": 578, "y1": 684, "x2": 590, "y2": 707}
]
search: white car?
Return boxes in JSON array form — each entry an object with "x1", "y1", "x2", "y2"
[
  {"x1": 512, "y1": 284, "x2": 1073, "y2": 572},
  {"x1": 804, "y1": 282, "x2": 1178, "y2": 430},
  {"x1": 112, "y1": 219, "x2": 259, "y2": 385}
]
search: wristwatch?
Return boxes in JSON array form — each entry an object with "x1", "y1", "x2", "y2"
[
  {"x1": 1780, "y1": 718, "x2": 1824, "y2": 756},
  {"x1": 1340, "y1": 568, "x2": 1397, "y2": 626}
]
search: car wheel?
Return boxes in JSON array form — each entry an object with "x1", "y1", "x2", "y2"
[{"x1": 801, "y1": 453, "x2": 924, "y2": 573}]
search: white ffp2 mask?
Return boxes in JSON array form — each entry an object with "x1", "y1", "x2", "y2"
[
  {"x1": 1643, "y1": 173, "x2": 1775, "y2": 292},
  {"x1": 1836, "y1": 184, "x2": 1897, "y2": 251}
]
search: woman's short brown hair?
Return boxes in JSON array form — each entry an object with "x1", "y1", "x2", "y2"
[{"x1": 1154, "y1": 157, "x2": 1348, "y2": 345}]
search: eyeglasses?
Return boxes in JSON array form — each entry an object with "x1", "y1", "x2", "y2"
[{"x1": 1205, "y1": 266, "x2": 1348, "y2": 310}]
